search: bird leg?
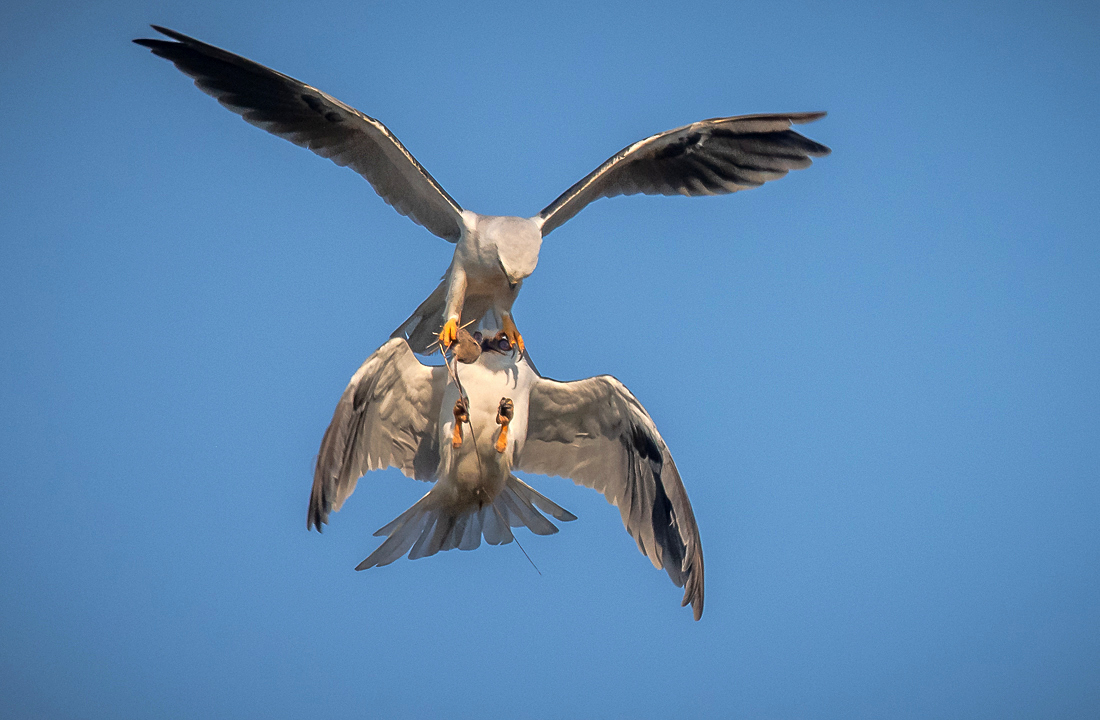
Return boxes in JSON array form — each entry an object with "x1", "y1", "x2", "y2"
[
  {"x1": 452, "y1": 397, "x2": 469, "y2": 448},
  {"x1": 495, "y1": 397, "x2": 514, "y2": 453},
  {"x1": 501, "y1": 313, "x2": 525, "y2": 355},
  {"x1": 439, "y1": 317, "x2": 460, "y2": 349}
]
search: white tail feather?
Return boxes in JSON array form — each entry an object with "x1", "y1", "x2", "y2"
[{"x1": 356, "y1": 476, "x2": 575, "y2": 570}]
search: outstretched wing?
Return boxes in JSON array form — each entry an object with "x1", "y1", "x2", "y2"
[
  {"x1": 536, "y1": 112, "x2": 830, "y2": 236},
  {"x1": 309, "y1": 338, "x2": 445, "y2": 531},
  {"x1": 134, "y1": 26, "x2": 467, "y2": 242},
  {"x1": 517, "y1": 374, "x2": 705, "y2": 620}
]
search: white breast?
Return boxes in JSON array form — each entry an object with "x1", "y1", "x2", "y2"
[{"x1": 434, "y1": 351, "x2": 536, "y2": 511}]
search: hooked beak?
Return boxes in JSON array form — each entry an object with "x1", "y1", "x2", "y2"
[{"x1": 498, "y1": 258, "x2": 520, "y2": 291}]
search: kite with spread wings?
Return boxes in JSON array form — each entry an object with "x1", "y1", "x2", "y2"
[
  {"x1": 308, "y1": 332, "x2": 705, "y2": 620},
  {"x1": 135, "y1": 26, "x2": 829, "y2": 355}
]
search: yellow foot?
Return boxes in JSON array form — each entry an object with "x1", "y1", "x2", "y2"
[
  {"x1": 439, "y1": 317, "x2": 460, "y2": 349},
  {"x1": 501, "y1": 314, "x2": 525, "y2": 355},
  {"x1": 452, "y1": 397, "x2": 469, "y2": 448},
  {"x1": 495, "y1": 397, "x2": 514, "y2": 453}
]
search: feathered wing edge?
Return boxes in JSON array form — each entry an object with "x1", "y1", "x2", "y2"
[
  {"x1": 134, "y1": 25, "x2": 467, "y2": 242},
  {"x1": 536, "y1": 112, "x2": 830, "y2": 236},
  {"x1": 308, "y1": 338, "x2": 442, "y2": 531},
  {"x1": 518, "y1": 374, "x2": 705, "y2": 619},
  {"x1": 356, "y1": 475, "x2": 576, "y2": 569}
]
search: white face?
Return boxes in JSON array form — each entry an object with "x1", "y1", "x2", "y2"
[{"x1": 483, "y1": 216, "x2": 542, "y2": 282}]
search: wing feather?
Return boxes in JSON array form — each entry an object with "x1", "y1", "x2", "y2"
[
  {"x1": 537, "y1": 112, "x2": 830, "y2": 235},
  {"x1": 134, "y1": 26, "x2": 466, "y2": 242},
  {"x1": 517, "y1": 375, "x2": 704, "y2": 619},
  {"x1": 308, "y1": 338, "x2": 445, "y2": 531}
]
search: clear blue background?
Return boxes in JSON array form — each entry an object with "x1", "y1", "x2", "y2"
[{"x1": 2, "y1": 1, "x2": 1098, "y2": 717}]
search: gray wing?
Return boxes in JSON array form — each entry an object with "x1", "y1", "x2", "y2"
[
  {"x1": 516, "y1": 374, "x2": 704, "y2": 620},
  {"x1": 134, "y1": 26, "x2": 466, "y2": 242},
  {"x1": 536, "y1": 112, "x2": 830, "y2": 236},
  {"x1": 309, "y1": 338, "x2": 445, "y2": 531}
]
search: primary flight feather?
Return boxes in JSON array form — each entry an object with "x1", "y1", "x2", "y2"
[
  {"x1": 309, "y1": 331, "x2": 704, "y2": 619},
  {"x1": 135, "y1": 26, "x2": 830, "y2": 354}
]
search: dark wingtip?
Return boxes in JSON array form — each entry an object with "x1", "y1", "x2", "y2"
[
  {"x1": 134, "y1": 26, "x2": 179, "y2": 48},
  {"x1": 683, "y1": 582, "x2": 704, "y2": 620},
  {"x1": 790, "y1": 111, "x2": 828, "y2": 124},
  {"x1": 791, "y1": 112, "x2": 831, "y2": 156},
  {"x1": 149, "y1": 25, "x2": 188, "y2": 41}
]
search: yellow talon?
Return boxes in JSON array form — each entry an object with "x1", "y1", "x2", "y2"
[
  {"x1": 439, "y1": 317, "x2": 459, "y2": 348},
  {"x1": 495, "y1": 397, "x2": 514, "y2": 453},
  {"x1": 452, "y1": 398, "x2": 469, "y2": 449},
  {"x1": 501, "y1": 314, "x2": 525, "y2": 355}
]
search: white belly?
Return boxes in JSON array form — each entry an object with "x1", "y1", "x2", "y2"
[{"x1": 434, "y1": 352, "x2": 535, "y2": 511}]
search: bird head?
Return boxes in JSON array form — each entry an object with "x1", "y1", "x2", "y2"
[{"x1": 481, "y1": 215, "x2": 541, "y2": 286}]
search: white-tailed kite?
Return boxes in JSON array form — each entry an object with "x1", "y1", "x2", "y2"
[
  {"x1": 135, "y1": 26, "x2": 830, "y2": 355},
  {"x1": 308, "y1": 330, "x2": 705, "y2": 619}
]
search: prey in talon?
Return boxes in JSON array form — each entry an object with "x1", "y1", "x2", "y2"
[
  {"x1": 133, "y1": 27, "x2": 830, "y2": 366},
  {"x1": 451, "y1": 326, "x2": 483, "y2": 364},
  {"x1": 310, "y1": 327, "x2": 703, "y2": 619}
]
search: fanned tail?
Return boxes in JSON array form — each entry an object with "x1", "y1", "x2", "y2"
[{"x1": 355, "y1": 476, "x2": 576, "y2": 570}]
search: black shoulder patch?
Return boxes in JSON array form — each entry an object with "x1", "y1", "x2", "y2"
[
  {"x1": 301, "y1": 93, "x2": 323, "y2": 112},
  {"x1": 653, "y1": 132, "x2": 702, "y2": 161},
  {"x1": 629, "y1": 423, "x2": 663, "y2": 472},
  {"x1": 300, "y1": 94, "x2": 344, "y2": 123},
  {"x1": 650, "y1": 477, "x2": 683, "y2": 568}
]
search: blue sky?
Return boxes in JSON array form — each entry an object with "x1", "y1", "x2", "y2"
[{"x1": 2, "y1": 0, "x2": 1099, "y2": 717}]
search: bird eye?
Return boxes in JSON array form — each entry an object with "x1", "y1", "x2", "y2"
[{"x1": 497, "y1": 337, "x2": 511, "y2": 352}]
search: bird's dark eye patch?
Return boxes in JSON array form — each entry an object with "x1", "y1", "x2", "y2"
[{"x1": 480, "y1": 334, "x2": 511, "y2": 353}]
